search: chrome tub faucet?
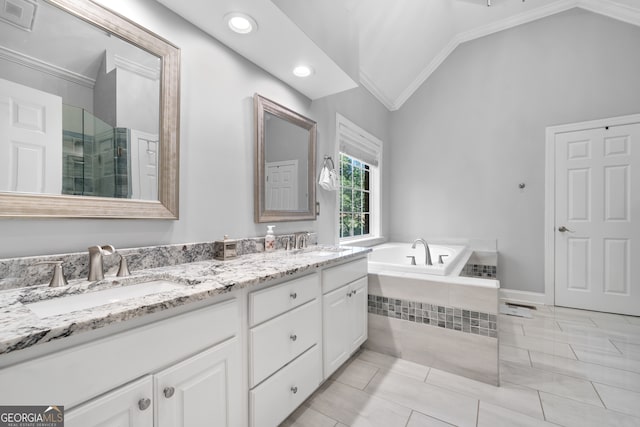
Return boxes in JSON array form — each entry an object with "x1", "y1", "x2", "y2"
[{"x1": 411, "y1": 238, "x2": 432, "y2": 266}]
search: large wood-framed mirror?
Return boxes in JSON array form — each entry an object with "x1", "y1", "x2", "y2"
[
  {"x1": 254, "y1": 94, "x2": 317, "y2": 223},
  {"x1": 0, "y1": 0, "x2": 180, "y2": 218}
]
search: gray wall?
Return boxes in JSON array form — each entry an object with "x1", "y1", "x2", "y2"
[
  {"x1": 390, "y1": 9, "x2": 640, "y2": 293},
  {"x1": 0, "y1": 0, "x2": 389, "y2": 258},
  {"x1": 0, "y1": 59, "x2": 93, "y2": 111}
]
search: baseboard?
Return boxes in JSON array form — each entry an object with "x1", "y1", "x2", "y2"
[{"x1": 499, "y1": 289, "x2": 546, "y2": 306}]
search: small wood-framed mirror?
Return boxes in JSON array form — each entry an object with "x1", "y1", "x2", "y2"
[{"x1": 254, "y1": 94, "x2": 317, "y2": 223}]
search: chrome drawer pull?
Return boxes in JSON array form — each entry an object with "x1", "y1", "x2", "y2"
[
  {"x1": 291, "y1": 386, "x2": 298, "y2": 394},
  {"x1": 163, "y1": 387, "x2": 175, "y2": 398},
  {"x1": 138, "y1": 398, "x2": 151, "y2": 411},
  {"x1": 290, "y1": 334, "x2": 297, "y2": 342},
  {"x1": 290, "y1": 292, "x2": 297, "y2": 299}
]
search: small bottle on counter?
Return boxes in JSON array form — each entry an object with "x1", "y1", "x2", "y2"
[{"x1": 265, "y1": 225, "x2": 276, "y2": 252}]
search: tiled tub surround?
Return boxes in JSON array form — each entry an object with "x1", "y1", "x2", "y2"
[
  {"x1": 460, "y1": 250, "x2": 498, "y2": 279},
  {"x1": 368, "y1": 295, "x2": 498, "y2": 338},
  {"x1": 0, "y1": 233, "x2": 317, "y2": 290},
  {"x1": 0, "y1": 240, "x2": 359, "y2": 356},
  {"x1": 366, "y1": 271, "x2": 499, "y2": 385}
]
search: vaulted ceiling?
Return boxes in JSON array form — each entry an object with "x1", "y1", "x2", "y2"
[{"x1": 156, "y1": 0, "x2": 640, "y2": 111}]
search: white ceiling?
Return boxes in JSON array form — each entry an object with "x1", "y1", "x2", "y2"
[
  {"x1": 0, "y1": 0, "x2": 159, "y2": 85},
  {"x1": 351, "y1": 0, "x2": 640, "y2": 110},
  {"x1": 138, "y1": 0, "x2": 640, "y2": 110}
]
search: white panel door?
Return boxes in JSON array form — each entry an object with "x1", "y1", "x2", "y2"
[
  {"x1": 65, "y1": 376, "x2": 153, "y2": 427},
  {"x1": 265, "y1": 160, "x2": 298, "y2": 210},
  {"x1": 155, "y1": 337, "x2": 243, "y2": 427},
  {"x1": 555, "y1": 123, "x2": 640, "y2": 315},
  {"x1": 130, "y1": 129, "x2": 159, "y2": 200},
  {"x1": 0, "y1": 78, "x2": 62, "y2": 194}
]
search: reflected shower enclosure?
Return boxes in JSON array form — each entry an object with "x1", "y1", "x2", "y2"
[{"x1": 62, "y1": 105, "x2": 159, "y2": 200}]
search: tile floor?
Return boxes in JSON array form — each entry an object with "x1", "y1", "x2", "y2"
[{"x1": 281, "y1": 303, "x2": 640, "y2": 427}]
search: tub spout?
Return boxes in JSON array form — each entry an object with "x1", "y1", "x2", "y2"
[{"x1": 411, "y1": 238, "x2": 432, "y2": 266}]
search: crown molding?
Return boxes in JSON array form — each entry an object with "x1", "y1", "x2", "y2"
[
  {"x1": 392, "y1": 36, "x2": 461, "y2": 111},
  {"x1": 0, "y1": 45, "x2": 95, "y2": 88},
  {"x1": 374, "y1": 0, "x2": 640, "y2": 111},
  {"x1": 113, "y1": 54, "x2": 161, "y2": 81},
  {"x1": 359, "y1": 69, "x2": 397, "y2": 111},
  {"x1": 578, "y1": 0, "x2": 640, "y2": 27}
]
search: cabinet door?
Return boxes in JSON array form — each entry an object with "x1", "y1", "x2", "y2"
[
  {"x1": 322, "y1": 285, "x2": 350, "y2": 377},
  {"x1": 155, "y1": 337, "x2": 242, "y2": 427},
  {"x1": 65, "y1": 376, "x2": 153, "y2": 427},
  {"x1": 349, "y1": 277, "x2": 368, "y2": 350}
]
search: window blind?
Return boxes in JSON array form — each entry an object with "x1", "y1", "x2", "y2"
[{"x1": 337, "y1": 114, "x2": 382, "y2": 167}]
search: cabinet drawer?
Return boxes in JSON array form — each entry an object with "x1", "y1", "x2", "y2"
[
  {"x1": 250, "y1": 298, "x2": 320, "y2": 387},
  {"x1": 250, "y1": 345, "x2": 322, "y2": 427},
  {"x1": 249, "y1": 273, "x2": 319, "y2": 326},
  {"x1": 322, "y1": 257, "x2": 367, "y2": 294}
]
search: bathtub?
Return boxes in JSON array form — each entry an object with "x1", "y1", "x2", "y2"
[
  {"x1": 365, "y1": 241, "x2": 499, "y2": 385},
  {"x1": 368, "y1": 242, "x2": 470, "y2": 276}
]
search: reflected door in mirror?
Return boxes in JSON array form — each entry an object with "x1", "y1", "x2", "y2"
[{"x1": 0, "y1": 78, "x2": 62, "y2": 194}]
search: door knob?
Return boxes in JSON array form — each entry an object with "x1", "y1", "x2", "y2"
[
  {"x1": 138, "y1": 398, "x2": 151, "y2": 411},
  {"x1": 558, "y1": 226, "x2": 574, "y2": 233},
  {"x1": 163, "y1": 387, "x2": 175, "y2": 398}
]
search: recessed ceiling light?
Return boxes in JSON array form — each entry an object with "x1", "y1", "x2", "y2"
[
  {"x1": 293, "y1": 65, "x2": 314, "y2": 77},
  {"x1": 224, "y1": 12, "x2": 257, "y2": 34}
]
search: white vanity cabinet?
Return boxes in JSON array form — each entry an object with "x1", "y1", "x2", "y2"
[
  {"x1": 322, "y1": 258, "x2": 368, "y2": 378},
  {"x1": 65, "y1": 376, "x2": 154, "y2": 427},
  {"x1": 66, "y1": 338, "x2": 241, "y2": 427},
  {"x1": 0, "y1": 298, "x2": 244, "y2": 427},
  {"x1": 248, "y1": 273, "x2": 322, "y2": 427}
]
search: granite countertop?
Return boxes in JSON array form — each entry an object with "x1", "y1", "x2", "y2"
[{"x1": 0, "y1": 246, "x2": 371, "y2": 356}]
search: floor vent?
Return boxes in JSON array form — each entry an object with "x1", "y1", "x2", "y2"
[
  {"x1": 505, "y1": 302, "x2": 537, "y2": 310},
  {"x1": 499, "y1": 303, "x2": 533, "y2": 318},
  {"x1": 0, "y1": 0, "x2": 37, "y2": 31}
]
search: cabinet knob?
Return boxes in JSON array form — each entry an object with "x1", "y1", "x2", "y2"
[
  {"x1": 163, "y1": 386, "x2": 175, "y2": 398},
  {"x1": 290, "y1": 334, "x2": 297, "y2": 342},
  {"x1": 347, "y1": 290, "x2": 353, "y2": 297},
  {"x1": 290, "y1": 292, "x2": 297, "y2": 299},
  {"x1": 138, "y1": 398, "x2": 151, "y2": 411},
  {"x1": 290, "y1": 386, "x2": 298, "y2": 394}
]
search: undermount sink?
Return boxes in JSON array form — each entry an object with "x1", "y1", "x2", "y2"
[
  {"x1": 304, "y1": 247, "x2": 349, "y2": 257},
  {"x1": 26, "y1": 280, "x2": 185, "y2": 318}
]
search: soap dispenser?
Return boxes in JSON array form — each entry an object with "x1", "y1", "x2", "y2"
[{"x1": 265, "y1": 225, "x2": 276, "y2": 252}]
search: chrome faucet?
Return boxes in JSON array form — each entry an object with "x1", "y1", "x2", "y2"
[
  {"x1": 295, "y1": 232, "x2": 310, "y2": 249},
  {"x1": 411, "y1": 238, "x2": 432, "y2": 266},
  {"x1": 88, "y1": 245, "x2": 116, "y2": 281}
]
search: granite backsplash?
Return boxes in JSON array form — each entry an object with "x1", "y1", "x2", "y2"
[{"x1": 0, "y1": 233, "x2": 317, "y2": 290}]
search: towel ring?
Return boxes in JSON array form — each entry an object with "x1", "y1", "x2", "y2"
[{"x1": 323, "y1": 155, "x2": 335, "y2": 169}]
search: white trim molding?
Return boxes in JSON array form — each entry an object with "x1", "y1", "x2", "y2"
[
  {"x1": 0, "y1": 45, "x2": 95, "y2": 88},
  {"x1": 544, "y1": 113, "x2": 640, "y2": 306},
  {"x1": 365, "y1": 0, "x2": 640, "y2": 111},
  {"x1": 499, "y1": 289, "x2": 546, "y2": 306},
  {"x1": 113, "y1": 54, "x2": 161, "y2": 81}
]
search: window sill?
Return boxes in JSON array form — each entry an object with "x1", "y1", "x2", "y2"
[{"x1": 339, "y1": 236, "x2": 386, "y2": 248}]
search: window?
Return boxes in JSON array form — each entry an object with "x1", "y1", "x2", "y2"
[
  {"x1": 339, "y1": 153, "x2": 371, "y2": 238},
  {"x1": 336, "y1": 114, "x2": 382, "y2": 242}
]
